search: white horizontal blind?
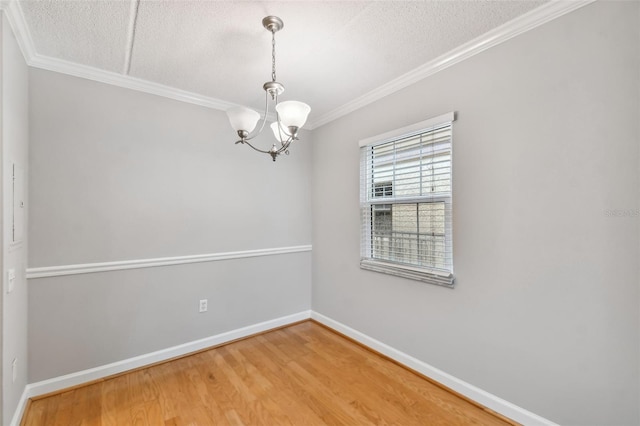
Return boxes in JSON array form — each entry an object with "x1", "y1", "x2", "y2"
[{"x1": 360, "y1": 116, "x2": 454, "y2": 286}]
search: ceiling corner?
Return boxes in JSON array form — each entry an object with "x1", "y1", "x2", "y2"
[
  {"x1": 308, "y1": 0, "x2": 596, "y2": 130},
  {"x1": 1, "y1": 0, "x2": 38, "y2": 63}
]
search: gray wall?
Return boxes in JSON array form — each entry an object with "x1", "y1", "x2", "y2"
[
  {"x1": 311, "y1": 2, "x2": 639, "y2": 425},
  {"x1": 22, "y1": 2, "x2": 640, "y2": 425},
  {"x1": 1, "y1": 13, "x2": 29, "y2": 426},
  {"x1": 28, "y1": 69, "x2": 312, "y2": 382}
]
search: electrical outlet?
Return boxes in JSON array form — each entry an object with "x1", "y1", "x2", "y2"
[
  {"x1": 199, "y1": 299, "x2": 208, "y2": 313},
  {"x1": 12, "y1": 358, "x2": 17, "y2": 383}
]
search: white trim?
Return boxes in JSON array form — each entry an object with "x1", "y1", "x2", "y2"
[
  {"x1": 3, "y1": 6, "x2": 32, "y2": 425},
  {"x1": 311, "y1": 311, "x2": 558, "y2": 426},
  {"x1": 30, "y1": 54, "x2": 238, "y2": 111},
  {"x1": 14, "y1": 310, "x2": 556, "y2": 425},
  {"x1": 307, "y1": 0, "x2": 595, "y2": 129},
  {"x1": 9, "y1": 386, "x2": 30, "y2": 426},
  {"x1": 360, "y1": 260, "x2": 454, "y2": 287},
  {"x1": 27, "y1": 245, "x2": 312, "y2": 279},
  {"x1": 0, "y1": 0, "x2": 37, "y2": 62},
  {"x1": 359, "y1": 112, "x2": 455, "y2": 147},
  {"x1": 0, "y1": 0, "x2": 237, "y2": 111},
  {"x1": 0, "y1": 0, "x2": 273, "y2": 119},
  {"x1": 3, "y1": 0, "x2": 593, "y2": 130},
  {"x1": 25, "y1": 311, "x2": 311, "y2": 400},
  {"x1": 362, "y1": 259, "x2": 452, "y2": 278},
  {"x1": 26, "y1": 53, "x2": 282, "y2": 120}
]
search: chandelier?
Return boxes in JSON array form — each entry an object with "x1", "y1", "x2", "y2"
[{"x1": 226, "y1": 16, "x2": 311, "y2": 162}]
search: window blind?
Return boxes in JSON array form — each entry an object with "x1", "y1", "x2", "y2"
[{"x1": 360, "y1": 113, "x2": 454, "y2": 287}]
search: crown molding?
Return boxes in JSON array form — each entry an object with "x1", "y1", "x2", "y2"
[
  {"x1": 4, "y1": 0, "x2": 595, "y2": 129},
  {"x1": 305, "y1": 0, "x2": 596, "y2": 130},
  {"x1": 28, "y1": 53, "x2": 282, "y2": 120},
  {"x1": 0, "y1": 0, "x2": 36, "y2": 61},
  {"x1": 0, "y1": 0, "x2": 238, "y2": 112},
  {"x1": 28, "y1": 54, "x2": 238, "y2": 111}
]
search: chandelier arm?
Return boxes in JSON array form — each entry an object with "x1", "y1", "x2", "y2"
[
  {"x1": 274, "y1": 95, "x2": 286, "y2": 146},
  {"x1": 274, "y1": 98, "x2": 294, "y2": 148},
  {"x1": 253, "y1": 91, "x2": 271, "y2": 136},
  {"x1": 242, "y1": 139, "x2": 274, "y2": 155},
  {"x1": 274, "y1": 95, "x2": 295, "y2": 149},
  {"x1": 242, "y1": 91, "x2": 271, "y2": 142},
  {"x1": 228, "y1": 16, "x2": 308, "y2": 162},
  {"x1": 274, "y1": 136, "x2": 294, "y2": 154}
]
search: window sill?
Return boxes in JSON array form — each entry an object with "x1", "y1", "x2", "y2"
[{"x1": 360, "y1": 259, "x2": 454, "y2": 288}]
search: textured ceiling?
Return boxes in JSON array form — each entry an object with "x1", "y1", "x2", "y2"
[{"x1": 20, "y1": 0, "x2": 547, "y2": 124}]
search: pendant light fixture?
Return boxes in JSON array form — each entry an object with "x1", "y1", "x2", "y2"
[{"x1": 226, "y1": 16, "x2": 311, "y2": 162}]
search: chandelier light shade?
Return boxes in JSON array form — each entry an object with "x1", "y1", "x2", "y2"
[
  {"x1": 270, "y1": 122, "x2": 290, "y2": 143},
  {"x1": 227, "y1": 106, "x2": 261, "y2": 134},
  {"x1": 225, "y1": 16, "x2": 311, "y2": 162},
  {"x1": 275, "y1": 101, "x2": 311, "y2": 129}
]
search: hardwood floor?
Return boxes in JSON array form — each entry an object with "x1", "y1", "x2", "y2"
[{"x1": 23, "y1": 321, "x2": 514, "y2": 425}]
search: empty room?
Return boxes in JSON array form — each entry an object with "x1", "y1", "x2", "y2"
[{"x1": 0, "y1": 0, "x2": 638, "y2": 425}]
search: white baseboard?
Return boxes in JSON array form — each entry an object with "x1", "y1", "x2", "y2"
[
  {"x1": 15, "y1": 310, "x2": 554, "y2": 426},
  {"x1": 311, "y1": 311, "x2": 557, "y2": 426},
  {"x1": 24, "y1": 311, "x2": 311, "y2": 400},
  {"x1": 9, "y1": 385, "x2": 30, "y2": 426}
]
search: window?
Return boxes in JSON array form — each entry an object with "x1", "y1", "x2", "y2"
[{"x1": 359, "y1": 112, "x2": 455, "y2": 287}]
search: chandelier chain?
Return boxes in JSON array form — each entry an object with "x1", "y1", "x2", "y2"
[{"x1": 271, "y1": 30, "x2": 277, "y2": 82}]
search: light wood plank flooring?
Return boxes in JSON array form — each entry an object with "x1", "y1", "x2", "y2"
[{"x1": 23, "y1": 321, "x2": 513, "y2": 425}]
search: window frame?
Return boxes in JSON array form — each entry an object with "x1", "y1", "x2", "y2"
[{"x1": 359, "y1": 112, "x2": 455, "y2": 287}]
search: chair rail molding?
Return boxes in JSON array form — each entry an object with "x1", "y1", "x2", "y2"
[{"x1": 27, "y1": 245, "x2": 313, "y2": 279}]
